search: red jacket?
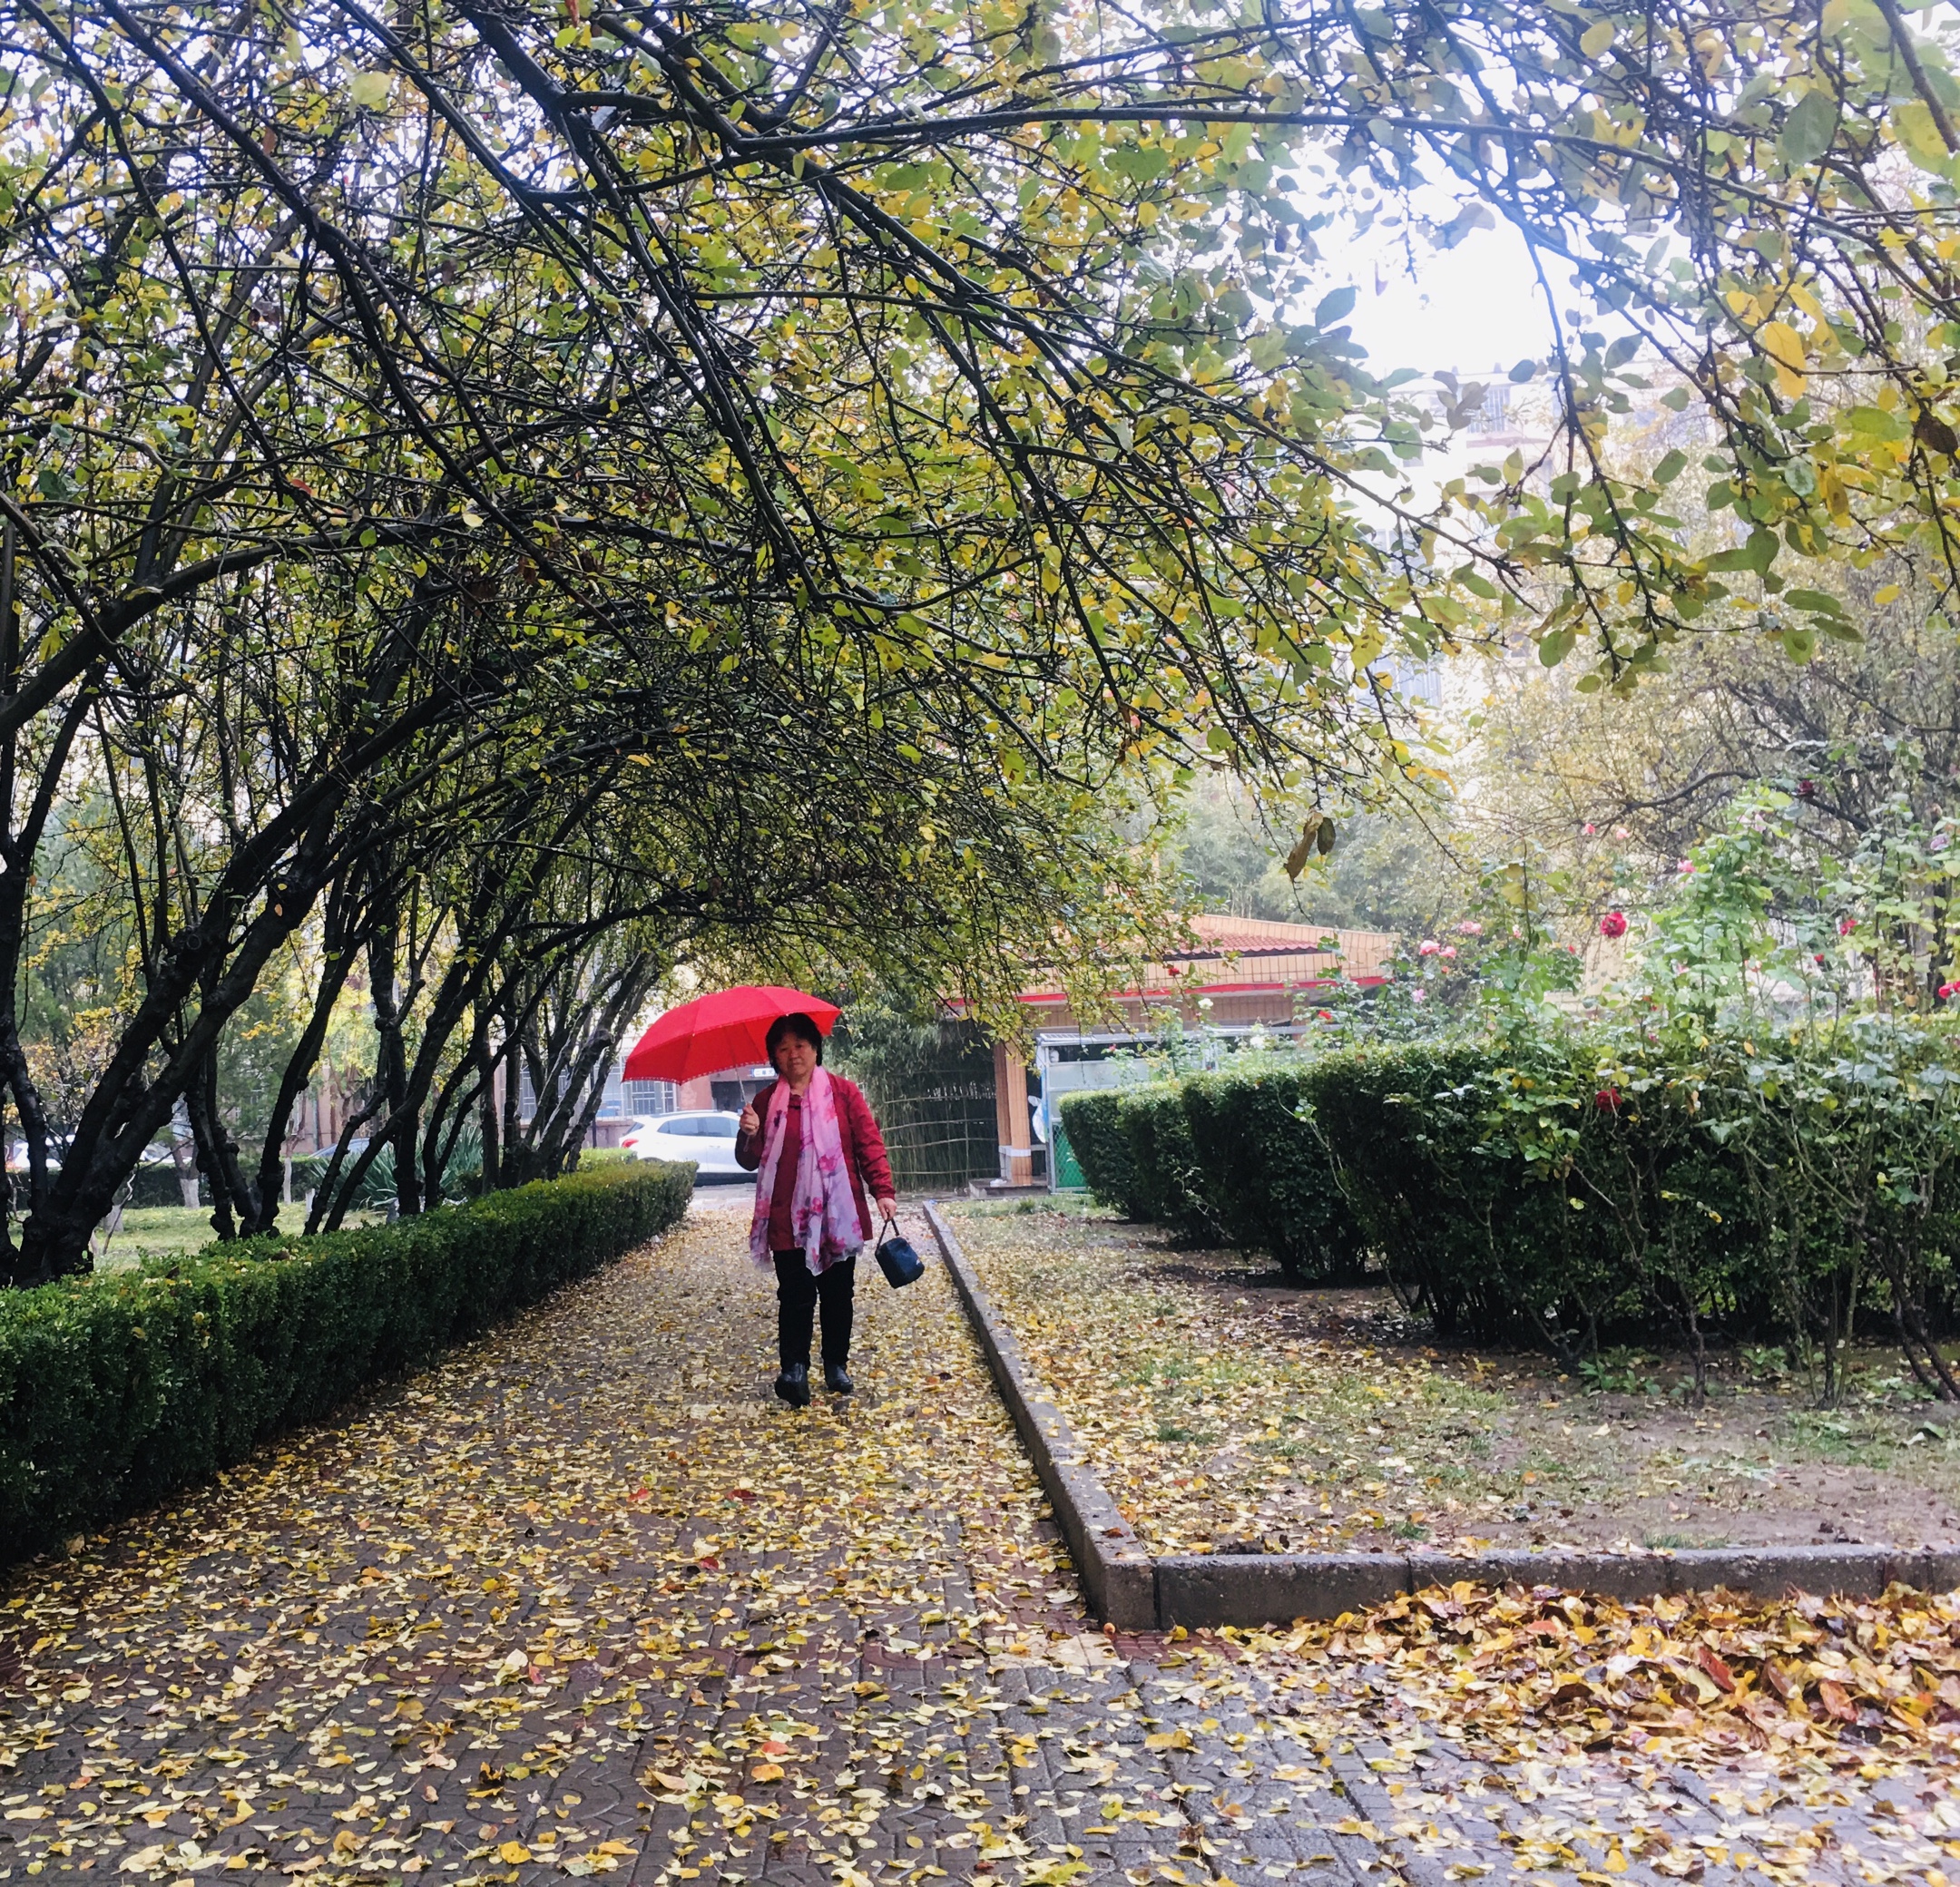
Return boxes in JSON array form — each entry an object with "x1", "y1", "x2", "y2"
[{"x1": 735, "y1": 1074, "x2": 896, "y2": 1245}]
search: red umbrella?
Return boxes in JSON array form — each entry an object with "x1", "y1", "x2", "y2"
[{"x1": 622, "y1": 985, "x2": 839, "y2": 1085}]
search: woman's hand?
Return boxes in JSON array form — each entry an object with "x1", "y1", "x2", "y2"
[
  {"x1": 739, "y1": 1103, "x2": 760, "y2": 1136},
  {"x1": 876, "y1": 1196, "x2": 898, "y2": 1224}
]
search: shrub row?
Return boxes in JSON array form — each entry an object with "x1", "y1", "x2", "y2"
[
  {"x1": 0, "y1": 1159, "x2": 694, "y2": 1563},
  {"x1": 1063, "y1": 1037, "x2": 1960, "y2": 1383},
  {"x1": 1060, "y1": 1075, "x2": 1366, "y2": 1282}
]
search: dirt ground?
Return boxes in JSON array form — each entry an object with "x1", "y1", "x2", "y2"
[{"x1": 946, "y1": 1198, "x2": 1960, "y2": 1556}]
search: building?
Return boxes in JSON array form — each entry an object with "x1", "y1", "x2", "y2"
[{"x1": 992, "y1": 914, "x2": 1399, "y2": 1189}]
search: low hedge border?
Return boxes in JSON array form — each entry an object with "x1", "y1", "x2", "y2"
[
  {"x1": 1059, "y1": 1075, "x2": 1365, "y2": 1283},
  {"x1": 0, "y1": 1159, "x2": 695, "y2": 1564}
]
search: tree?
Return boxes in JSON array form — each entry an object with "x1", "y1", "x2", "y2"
[{"x1": 6, "y1": 0, "x2": 1960, "y2": 1279}]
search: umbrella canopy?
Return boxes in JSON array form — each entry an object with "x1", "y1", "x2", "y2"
[{"x1": 622, "y1": 985, "x2": 839, "y2": 1086}]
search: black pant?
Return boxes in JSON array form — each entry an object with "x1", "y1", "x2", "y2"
[{"x1": 774, "y1": 1251, "x2": 856, "y2": 1370}]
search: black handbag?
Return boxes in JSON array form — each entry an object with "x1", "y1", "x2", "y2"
[{"x1": 875, "y1": 1217, "x2": 926, "y2": 1288}]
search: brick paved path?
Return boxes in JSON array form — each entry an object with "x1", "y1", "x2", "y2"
[{"x1": 2, "y1": 1199, "x2": 1952, "y2": 1887}]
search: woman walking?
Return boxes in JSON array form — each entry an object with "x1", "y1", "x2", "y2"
[{"x1": 735, "y1": 1013, "x2": 897, "y2": 1407}]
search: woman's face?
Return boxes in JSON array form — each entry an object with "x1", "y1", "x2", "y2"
[{"x1": 773, "y1": 1032, "x2": 818, "y2": 1085}]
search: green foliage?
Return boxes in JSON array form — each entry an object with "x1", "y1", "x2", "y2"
[
  {"x1": 1299, "y1": 1042, "x2": 1650, "y2": 1362},
  {"x1": 1116, "y1": 1086, "x2": 1219, "y2": 1246},
  {"x1": 0, "y1": 1160, "x2": 693, "y2": 1564},
  {"x1": 1057, "y1": 1091, "x2": 1142, "y2": 1218},
  {"x1": 1181, "y1": 1071, "x2": 1366, "y2": 1284},
  {"x1": 1074, "y1": 788, "x2": 1960, "y2": 1399},
  {"x1": 125, "y1": 1163, "x2": 194, "y2": 1210},
  {"x1": 1166, "y1": 780, "x2": 1460, "y2": 938}
]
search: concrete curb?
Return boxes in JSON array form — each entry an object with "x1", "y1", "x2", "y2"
[
  {"x1": 923, "y1": 1203, "x2": 1960, "y2": 1628},
  {"x1": 923, "y1": 1202, "x2": 1158, "y2": 1630}
]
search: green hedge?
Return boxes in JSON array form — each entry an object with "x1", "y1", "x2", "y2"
[
  {"x1": 1117, "y1": 1085, "x2": 1219, "y2": 1244},
  {"x1": 1058, "y1": 1090, "x2": 1142, "y2": 1217},
  {"x1": 1296, "y1": 1042, "x2": 1887, "y2": 1365},
  {"x1": 1088, "y1": 1033, "x2": 1960, "y2": 1378},
  {"x1": 1061, "y1": 1074, "x2": 1364, "y2": 1282},
  {"x1": 1298, "y1": 1043, "x2": 1634, "y2": 1354},
  {"x1": 0, "y1": 1159, "x2": 693, "y2": 1564},
  {"x1": 1181, "y1": 1070, "x2": 1367, "y2": 1284}
]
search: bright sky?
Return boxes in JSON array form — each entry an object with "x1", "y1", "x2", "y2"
[{"x1": 1342, "y1": 219, "x2": 1566, "y2": 381}]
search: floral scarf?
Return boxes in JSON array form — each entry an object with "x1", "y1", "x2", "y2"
[{"x1": 748, "y1": 1067, "x2": 862, "y2": 1275}]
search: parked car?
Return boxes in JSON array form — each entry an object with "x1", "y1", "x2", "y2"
[{"x1": 626, "y1": 1111, "x2": 746, "y2": 1179}]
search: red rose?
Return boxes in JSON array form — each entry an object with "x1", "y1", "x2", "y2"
[
  {"x1": 1600, "y1": 910, "x2": 1628, "y2": 939},
  {"x1": 1595, "y1": 1087, "x2": 1622, "y2": 1112}
]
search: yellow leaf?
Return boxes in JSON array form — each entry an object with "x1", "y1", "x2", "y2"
[
  {"x1": 499, "y1": 1842, "x2": 532, "y2": 1863},
  {"x1": 1758, "y1": 319, "x2": 1807, "y2": 397},
  {"x1": 1143, "y1": 1728, "x2": 1192, "y2": 1751},
  {"x1": 751, "y1": 1763, "x2": 784, "y2": 1782}
]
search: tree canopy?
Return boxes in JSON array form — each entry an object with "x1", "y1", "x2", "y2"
[{"x1": 3, "y1": 0, "x2": 1960, "y2": 1276}]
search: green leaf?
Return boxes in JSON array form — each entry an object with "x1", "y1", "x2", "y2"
[
  {"x1": 1706, "y1": 530, "x2": 1779, "y2": 576},
  {"x1": 1508, "y1": 358, "x2": 1539, "y2": 384},
  {"x1": 1537, "y1": 628, "x2": 1575, "y2": 666},
  {"x1": 1780, "y1": 89, "x2": 1838, "y2": 168},
  {"x1": 350, "y1": 70, "x2": 391, "y2": 110},
  {"x1": 1651, "y1": 449, "x2": 1686, "y2": 486},
  {"x1": 1314, "y1": 286, "x2": 1357, "y2": 328},
  {"x1": 1580, "y1": 19, "x2": 1614, "y2": 55},
  {"x1": 1847, "y1": 405, "x2": 1909, "y2": 442}
]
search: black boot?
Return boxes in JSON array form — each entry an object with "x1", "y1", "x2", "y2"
[
  {"x1": 824, "y1": 1362, "x2": 854, "y2": 1394},
  {"x1": 774, "y1": 1363, "x2": 810, "y2": 1408}
]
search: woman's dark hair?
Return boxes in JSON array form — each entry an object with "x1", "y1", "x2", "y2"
[{"x1": 765, "y1": 1012, "x2": 825, "y2": 1068}]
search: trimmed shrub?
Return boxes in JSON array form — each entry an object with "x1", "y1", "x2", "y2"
[
  {"x1": 1058, "y1": 1090, "x2": 1142, "y2": 1217},
  {"x1": 1299, "y1": 1043, "x2": 1635, "y2": 1359},
  {"x1": 1296, "y1": 1040, "x2": 1891, "y2": 1376},
  {"x1": 1180, "y1": 1070, "x2": 1366, "y2": 1283},
  {"x1": 127, "y1": 1162, "x2": 196, "y2": 1208},
  {"x1": 0, "y1": 1159, "x2": 693, "y2": 1564},
  {"x1": 1117, "y1": 1085, "x2": 1218, "y2": 1244}
]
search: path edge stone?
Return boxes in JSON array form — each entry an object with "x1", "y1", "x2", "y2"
[
  {"x1": 922, "y1": 1202, "x2": 1158, "y2": 1630},
  {"x1": 922, "y1": 1205, "x2": 1960, "y2": 1628}
]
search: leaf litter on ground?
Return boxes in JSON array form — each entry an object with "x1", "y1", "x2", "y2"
[
  {"x1": 949, "y1": 1199, "x2": 1960, "y2": 1554},
  {"x1": 0, "y1": 1197, "x2": 1955, "y2": 1887}
]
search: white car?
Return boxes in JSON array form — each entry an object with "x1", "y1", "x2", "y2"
[{"x1": 624, "y1": 1110, "x2": 747, "y2": 1179}]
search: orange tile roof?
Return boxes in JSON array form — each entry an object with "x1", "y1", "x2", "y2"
[{"x1": 1014, "y1": 914, "x2": 1397, "y2": 1006}]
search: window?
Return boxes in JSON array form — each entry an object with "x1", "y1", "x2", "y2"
[
  {"x1": 696, "y1": 1115, "x2": 739, "y2": 1139},
  {"x1": 624, "y1": 1078, "x2": 677, "y2": 1118}
]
